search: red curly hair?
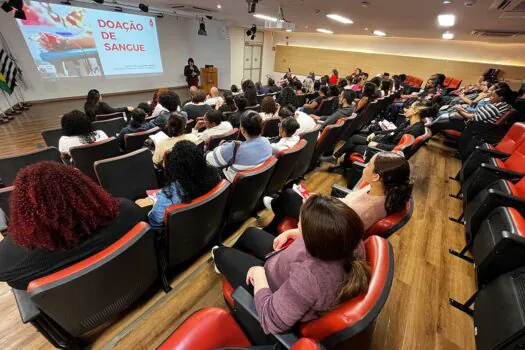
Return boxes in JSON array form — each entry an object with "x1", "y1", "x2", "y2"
[{"x1": 8, "y1": 161, "x2": 120, "y2": 251}]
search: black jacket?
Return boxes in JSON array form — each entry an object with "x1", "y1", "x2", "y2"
[
  {"x1": 85, "y1": 101, "x2": 128, "y2": 121},
  {"x1": 321, "y1": 105, "x2": 354, "y2": 129},
  {"x1": 375, "y1": 121, "x2": 425, "y2": 151},
  {"x1": 184, "y1": 65, "x2": 200, "y2": 82}
]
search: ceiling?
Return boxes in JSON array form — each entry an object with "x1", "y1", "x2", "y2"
[{"x1": 144, "y1": 0, "x2": 525, "y2": 43}]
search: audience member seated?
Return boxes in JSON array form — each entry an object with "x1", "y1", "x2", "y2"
[
  {"x1": 206, "y1": 111, "x2": 272, "y2": 181},
  {"x1": 182, "y1": 89, "x2": 212, "y2": 121},
  {"x1": 231, "y1": 84, "x2": 242, "y2": 96},
  {"x1": 355, "y1": 82, "x2": 377, "y2": 113},
  {"x1": 302, "y1": 72, "x2": 315, "y2": 94},
  {"x1": 270, "y1": 117, "x2": 300, "y2": 154},
  {"x1": 302, "y1": 85, "x2": 329, "y2": 114},
  {"x1": 278, "y1": 86, "x2": 298, "y2": 108},
  {"x1": 212, "y1": 194, "x2": 370, "y2": 334},
  {"x1": 58, "y1": 110, "x2": 108, "y2": 157},
  {"x1": 329, "y1": 69, "x2": 339, "y2": 85},
  {"x1": 294, "y1": 80, "x2": 305, "y2": 96},
  {"x1": 150, "y1": 88, "x2": 171, "y2": 117},
  {"x1": 381, "y1": 79, "x2": 393, "y2": 96},
  {"x1": 118, "y1": 108, "x2": 155, "y2": 149},
  {"x1": 314, "y1": 89, "x2": 356, "y2": 128},
  {"x1": 192, "y1": 110, "x2": 233, "y2": 143},
  {"x1": 228, "y1": 95, "x2": 248, "y2": 128},
  {"x1": 217, "y1": 91, "x2": 237, "y2": 114},
  {"x1": 138, "y1": 141, "x2": 221, "y2": 229},
  {"x1": 321, "y1": 99, "x2": 431, "y2": 165},
  {"x1": 259, "y1": 96, "x2": 279, "y2": 120},
  {"x1": 263, "y1": 152, "x2": 412, "y2": 235},
  {"x1": 182, "y1": 86, "x2": 199, "y2": 107},
  {"x1": 152, "y1": 90, "x2": 184, "y2": 129},
  {"x1": 255, "y1": 81, "x2": 268, "y2": 95},
  {"x1": 242, "y1": 80, "x2": 259, "y2": 107},
  {"x1": 205, "y1": 87, "x2": 223, "y2": 107},
  {"x1": 0, "y1": 162, "x2": 145, "y2": 289},
  {"x1": 153, "y1": 112, "x2": 199, "y2": 166},
  {"x1": 84, "y1": 89, "x2": 133, "y2": 121},
  {"x1": 267, "y1": 78, "x2": 280, "y2": 94},
  {"x1": 279, "y1": 105, "x2": 317, "y2": 136},
  {"x1": 349, "y1": 76, "x2": 365, "y2": 91},
  {"x1": 430, "y1": 88, "x2": 512, "y2": 136},
  {"x1": 137, "y1": 102, "x2": 151, "y2": 116}
]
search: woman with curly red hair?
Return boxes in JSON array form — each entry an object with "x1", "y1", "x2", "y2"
[{"x1": 0, "y1": 161, "x2": 145, "y2": 289}]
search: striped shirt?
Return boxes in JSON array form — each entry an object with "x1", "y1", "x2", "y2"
[
  {"x1": 206, "y1": 136, "x2": 272, "y2": 182},
  {"x1": 474, "y1": 102, "x2": 510, "y2": 124}
]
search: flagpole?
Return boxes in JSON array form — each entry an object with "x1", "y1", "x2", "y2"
[{"x1": 1, "y1": 90, "x2": 21, "y2": 116}]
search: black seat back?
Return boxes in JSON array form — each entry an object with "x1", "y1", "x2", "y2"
[
  {"x1": 207, "y1": 128, "x2": 239, "y2": 151},
  {"x1": 295, "y1": 94, "x2": 307, "y2": 108},
  {"x1": 0, "y1": 147, "x2": 62, "y2": 186},
  {"x1": 27, "y1": 222, "x2": 158, "y2": 337},
  {"x1": 289, "y1": 126, "x2": 320, "y2": 180},
  {"x1": 124, "y1": 127, "x2": 160, "y2": 153},
  {"x1": 165, "y1": 180, "x2": 231, "y2": 267},
  {"x1": 226, "y1": 157, "x2": 277, "y2": 225},
  {"x1": 94, "y1": 148, "x2": 158, "y2": 200},
  {"x1": 41, "y1": 128, "x2": 63, "y2": 149},
  {"x1": 70, "y1": 137, "x2": 120, "y2": 182},
  {"x1": 338, "y1": 101, "x2": 381, "y2": 141},
  {"x1": 95, "y1": 111, "x2": 126, "y2": 121},
  {"x1": 264, "y1": 140, "x2": 306, "y2": 196},
  {"x1": 92, "y1": 117, "x2": 126, "y2": 138},
  {"x1": 318, "y1": 97, "x2": 337, "y2": 116},
  {"x1": 0, "y1": 186, "x2": 13, "y2": 218},
  {"x1": 311, "y1": 120, "x2": 344, "y2": 166},
  {"x1": 261, "y1": 118, "x2": 280, "y2": 138}
]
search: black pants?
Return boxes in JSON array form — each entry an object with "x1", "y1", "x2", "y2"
[
  {"x1": 430, "y1": 118, "x2": 467, "y2": 135},
  {"x1": 334, "y1": 135, "x2": 369, "y2": 159},
  {"x1": 264, "y1": 189, "x2": 304, "y2": 235},
  {"x1": 214, "y1": 227, "x2": 275, "y2": 293}
]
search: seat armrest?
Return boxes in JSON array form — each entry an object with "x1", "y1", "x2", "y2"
[
  {"x1": 488, "y1": 190, "x2": 525, "y2": 215},
  {"x1": 480, "y1": 164, "x2": 525, "y2": 182},
  {"x1": 352, "y1": 161, "x2": 366, "y2": 169},
  {"x1": 474, "y1": 146, "x2": 510, "y2": 159},
  {"x1": 331, "y1": 184, "x2": 352, "y2": 198},
  {"x1": 367, "y1": 146, "x2": 384, "y2": 154},
  {"x1": 12, "y1": 289, "x2": 41, "y2": 323},
  {"x1": 232, "y1": 287, "x2": 299, "y2": 349}
]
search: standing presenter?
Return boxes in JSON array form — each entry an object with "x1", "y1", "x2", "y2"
[{"x1": 184, "y1": 58, "x2": 200, "y2": 88}]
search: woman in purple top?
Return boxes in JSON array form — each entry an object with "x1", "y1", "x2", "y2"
[{"x1": 212, "y1": 195, "x2": 370, "y2": 334}]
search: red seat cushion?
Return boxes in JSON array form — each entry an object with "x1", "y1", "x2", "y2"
[
  {"x1": 291, "y1": 338, "x2": 321, "y2": 350},
  {"x1": 365, "y1": 199, "x2": 412, "y2": 238},
  {"x1": 349, "y1": 152, "x2": 364, "y2": 163},
  {"x1": 159, "y1": 307, "x2": 251, "y2": 350},
  {"x1": 222, "y1": 279, "x2": 235, "y2": 307},
  {"x1": 443, "y1": 129, "x2": 462, "y2": 137}
]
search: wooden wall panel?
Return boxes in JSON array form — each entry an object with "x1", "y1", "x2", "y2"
[{"x1": 274, "y1": 45, "x2": 525, "y2": 88}]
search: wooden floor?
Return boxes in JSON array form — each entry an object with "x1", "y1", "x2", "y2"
[{"x1": 0, "y1": 94, "x2": 476, "y2": 350}]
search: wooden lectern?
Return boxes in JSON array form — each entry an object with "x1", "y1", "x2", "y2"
[{"x1": 201, "y1": 67, "x2": 218, "y2": 92}]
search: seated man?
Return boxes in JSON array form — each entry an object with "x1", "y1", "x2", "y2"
[
  {"x1": 182, "y1": 89, "x2": 212, "y2": 121},
  {"x1": 313, "y1": 89, "x2": 356, "y2": 129},
  {"x1": 270, "y1": 117, "x2": 300, "y2": 154},
  {"x1": 302, "y1": 86, "x2": 329, "y2": 114},
  {"x1": 192, "y1": 110, "x2": 233, "y2": 143},
  {"x1": 152, "y1": 91, "x2": 184, "y2": 129},
  {"x1": 205, "y1": 87, "x2": 224, "y2": 107},
  {"x1": 206, "y1": 110, "x2": 272, "y2": 181},
  {"x1": 182, "y1": 86, "x2": 198, "y2": 107}
]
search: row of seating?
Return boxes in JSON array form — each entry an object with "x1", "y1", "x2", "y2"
[{"x1": 445, "y1": 122, "x2": 525, "y2": 349}]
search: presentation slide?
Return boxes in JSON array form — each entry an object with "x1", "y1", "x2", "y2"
[{"x1": 16, "y1": 1, "x2": 163, "y2": 79}]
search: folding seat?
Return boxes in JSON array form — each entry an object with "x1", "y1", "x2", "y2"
[
  {"x1": 164, "y1": 180, "x2": 231, "y2": 268},
  {"x1": 207, "y1": 128, "x2": 239, "y2": 151},
  {"x1": 264, "y1": 140, "x2": 306, "y2": 197},
  {"x1": 41, "y1": 128, "x2": 63, "y2": 149},
  {"x1": 0, "y1": 147, "x2": 62, "y2": 186},
  {"x1": 337, "y1": 101, "x2": 380, "y2": 142},
  {"x1": 288, "y1": 126, "x2": 320, "y2": 181},
  {"x1": 245, "y1": 104, "x2": 261, "y2": 112},
  {"x1": 158, "y1": 307, "x2": 322, "y2": 350},
  {"x1": 92, "y1": 117, "x2": 126, "y2": 138},
  {"x1": 94, "y1": 148, "x2": 159, "y2": 200},
  {"x1": 222, "y1": 235, "x2": 394, "y2": 348},
  {"x1": 70, "y1": 137, "x2": 121, "y2": 182},
  {"x1": 256, "y1": 94, "x2": 266, "y2": 104},
  {"x1": 317, "y1": 97, "x2": 337, "y2": 116},
  {"x1": 95, "y1": 111, "x2": 126, "y2": 121},
  {"x1": 295, "y1": 94, "x2": 307, "y2": 108},
  {"x1": 443, "y1": 76, "x2": 452, "y2": 87},
  {"x1": 124, "y1": 127, "x2": 160, "y2": 153},
  {"x1": 404, "y1": 128, "x2": 432, "y2": 160},
  {"x1": 449, "y1": 79, "x2": 462, "y2": 90},
  {"x1": 312, "y1": 119, "x2": 344, "y2": 167},
  {"x1": 12, "y1": 222, "x2": 161, "y2": 349},
  {"x1": 261, "y1": 117, "x2": 280, "y2": 137},
  {"x1": 224, "y1": 157, "x2": 277, "y2": 225}
]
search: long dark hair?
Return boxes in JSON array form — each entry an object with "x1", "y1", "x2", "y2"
[
  {"x1": 61, "y1": 110, "x2": 98, "y2": 144},
  {"x1": 373, "y1": 152, "x2": 413, "y2": 214},
  {"x1": 219, "y1": 91, "x2": 236, "y2": 113},
  {"x1": 279, "y1": 87, "x2": 297, "y2": 107},
  {"x1": 163, "y1": 140, "x2": 220, "y2": 203},
  {"x1": 84, "y1": 89, "x2": 101, "y2": 121},
  {"x1": 243, "y1": 84, "x2": 258, "y2": 106},
  {"x1": 300, "y1": 195, "x2": 369, "y2": 307},
  {"x1": 129, "y1": 108, "x2": 147, "y2": 129}
]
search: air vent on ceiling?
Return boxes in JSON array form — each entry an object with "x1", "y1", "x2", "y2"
[
  {"x1": 471, "y1": 30, "x2": 524, "y2": 37},
  {"x1": 489, "y1": 0, "x2": 515, "y2": 10},
  {"x1": 169, "y1": 4, "x2": 218, "y2": 13},
  {"x1": 500, "y1": 11, "x2": 525, "y2": 17}
]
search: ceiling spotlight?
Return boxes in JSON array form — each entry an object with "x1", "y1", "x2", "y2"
[
  {"x1": 373, "y1": 30, "x2": 386, "y2": 36},
  {"x1": 316, "y1": 28, "x2": 334, "y2": 34},
  {"x1": 253, "y1": 13, "x2": 277, "y2": 21},
  {"x1": 326, "y1": 14, "x2": 353, "y2": 24},
  {"x1": 217, "y1": 4, "x2": 221, "y2": 8},
  {"x1": 442, "y1": 31, "x2": 454, "y2": 39},
  {"x1": 286, "y1": 29, "x2": 292, "y2": 32},
  {"x1": 93, "y1": 0, "x2": 104, "y2": 4},
  {"x1": 198, "y1": 18, "x2": 207, "y2": 36},
  {"x1": 438, "y1": 14, "x2": 455, "y2": 27},
  {"x1": 361, "y1": 1, "x2": 370, "y2": 7},
  {"x1": 246, "y1": 24, "x2": 257, "y2": 40},
  {"x1": 464, "y1": 0, "x2": 477, "y2": 6},
  {"x1": 443, "y1": 0, "x2": 451, "y2": 3},
  {"x1": 139, "y1": 3, "x2": 149, "y2": 12},
  {"x1": 14, "y1": 8, "x2": 25, "y2": 19}
]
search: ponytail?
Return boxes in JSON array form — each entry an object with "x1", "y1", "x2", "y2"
[
  {"x1": 384, "y1": 180, "x2": 413, "y2": 215},
  {"x1": 84, "y1": 89, "x2": 100, "y2": 121},
  {"x1": 373, "y1": 152, "x2": 413, "y2": 215},
  {"x1": 332, "y1": 257, "x2": 370, "y2": 309}
]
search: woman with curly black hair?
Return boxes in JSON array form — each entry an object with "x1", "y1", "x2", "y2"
[
  {"x1": 58, "y1": 110, "x2": 108, "y2": 156},
  {"x1": 144, "y1": 140, "x2": 221, "y2": 229},
  {"x1": 277, "y1": 86, "x2": 298, "y2": 108}
]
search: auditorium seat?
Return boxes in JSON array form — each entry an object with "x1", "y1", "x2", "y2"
[
  {"x1": 318, "y1": 96, "x2": 338, "y2": 116},
  {"x1": 0, "y1": 147, "x2": 62, "y2": 186},
  {"x1": 405, "y1": 128, "x2": 432, "y2": 159},
  {"x1": 313, "y1": 118, "x2": 344, "y2": 167},
  {"x1": 12, "y1": 222, "x2": 160, "y2": 349},
  {"x1": 288, "y1": 126, "x2": 320, "y2": 181},
  {"x1": 70, "y1": 137, "x2": 121, "y2": 182},
  {"x1": 448, "y1": 78, "x2": 462, "y2": 90},
  {"x1": 337, "y1": 100, "x2": 381, "y2": 142},
  {"x1": 124, "y1": 127, "x2": 160, "y2": 153},
  {"x1": 41, "y1": 128, "x2": 63, "y2": 149},
  {"x1": 0, "y1": 186, "x2": 12, "y2": 218},
  {"x1": 224, "y1": 157, "x2": 277, "y2": 225},
  {"x1": 442, "y1": 109, "x2": 515, "y2": 143},
  {"x1": 95, "y1": 111, "x2": 126, "y2": 121},
  {"x1": 245, "y1": 104, "x2": 261, "y2": 112},
  {"x1": 264, "y1": 140, "x2": 306, "y2": 197},
  {"x1": 261, "y1": 117, "x2": 280, "y2": 138},
  {"x1": 222, "y1": 235, "x2": 394, "y2": 348},
  {"x1": 207, "y1": 128, "x2": 238, "y2": 151},
  {"x1": 443, "y1": 76, "x2": 453, "y2": 87},
  {"x1": 164, "y1": 180, "x2": 231, "y2": 268},
  {"x1": 94, "y1": 148, "x2": 159, "y2": 200},
  {"x1": 92, "y1": 117, "x2": 126, "y2": 138}
]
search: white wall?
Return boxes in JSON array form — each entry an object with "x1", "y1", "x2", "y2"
[{"x1": 229, "y1": 27, "x2": 245, "y2": 89}]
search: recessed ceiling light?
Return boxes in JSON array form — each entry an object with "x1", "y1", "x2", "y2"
[
  {"x1": 217, "y1": 4, "x2": 221, "y2": 8},
  {"x1": 442, "y1": 31, "x2": 454, "y2": 39},
  {"x1": 438, "y1": 14, "x2": 455, "y2": 27},
  {"x1": 443, "y1": 0, "x2": 451, "y2": 3},
  {"x1": 326, "y1": 14, "x2": 353, "y2": 24},
  {"x1": 317, "y1": 28, "x2": 334, "y2": 34},
  {"x1": 286, "y1": 29, "x2": 292, "y2": 32},
  {"x1": 253, "y1": 14, "x2": 278, "y2": 22},
  {"x1": 373, "y1": 30, "x2": 386, "y2": 36}
]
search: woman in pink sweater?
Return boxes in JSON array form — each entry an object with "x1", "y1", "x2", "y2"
[{"x1": 212, "y1": 195, "x2": 370, "y2": 334}]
